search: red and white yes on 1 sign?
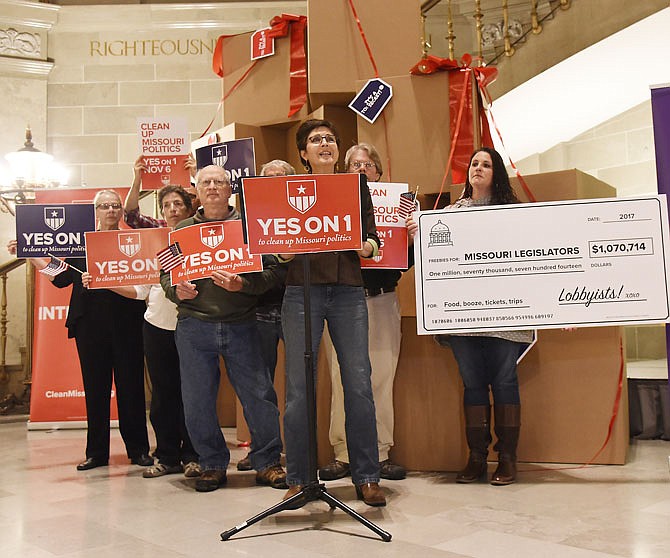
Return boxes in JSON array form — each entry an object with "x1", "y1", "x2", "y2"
[
  {"x1": 85, "y1": 227, "x2": 169, "y2": 288},
  {"x1": 251, "y1": 28, "x2": 275, "y2": 60},
  {"x1": 242, "y1": 173, "x2": 364, "y2": 255},
  {"x1": 168, "y1": 220, "x2": 262, "y2": 285}
]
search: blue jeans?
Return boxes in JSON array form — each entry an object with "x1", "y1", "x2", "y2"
[
  {"x1": 256, "y1": 316, "x2": 283, "y2": 383},
  {"x1": 175, "y1": 316, "x2": 282, "y2": 472},
  {"x1": 282, "y1": 285, "x2": 380, "y2": 486},
  {"x1": 448, "y1": 335, "x2": 524, "y2": 406}
]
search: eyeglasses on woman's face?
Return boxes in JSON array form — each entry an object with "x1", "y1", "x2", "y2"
[
  {"x1": 350, "y1": 161, "x2": 376, "y2": 170},
  {"x1": 307, "y1": 134, "x2": 337, "y2": 145},
  {"x1": 96, "y1": 202, "x2": 122, "y2": 210}
]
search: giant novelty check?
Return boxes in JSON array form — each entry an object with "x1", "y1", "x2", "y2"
[{"x1": 414, "y1": 195, "x2": 670, "y2": 334}]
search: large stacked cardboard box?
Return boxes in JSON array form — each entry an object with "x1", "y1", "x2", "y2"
[{"x1": 216, "y1": 1, "x2": 628, "y2": 468}]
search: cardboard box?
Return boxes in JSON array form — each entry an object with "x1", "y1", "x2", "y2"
[
  {"x1": 392, "y1": 322, "x2": 628, "y2": 470},
  {"x1": 356, "y1": 72, "x2": 451, "y2": 194},
  {"x1": 307, "y1": 0, "x2": 423, "y2": 107},
  {"x1": 437, "y1": 168, "x2": 616, "y2": 206},
  {"x1": 217, "y1": 122, "x2": 289, "y2": 174},
  {"x1": 219, "y1": 31, "x2": 310, "y2": 127}
]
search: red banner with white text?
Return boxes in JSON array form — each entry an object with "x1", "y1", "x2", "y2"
[{"x1": 29, "y1": 188, "x2": 129, "y2": 428}]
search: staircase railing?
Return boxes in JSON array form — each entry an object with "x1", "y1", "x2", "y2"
[{"x1": 421, "y1": 0, "x2": 572, "y2": 66}]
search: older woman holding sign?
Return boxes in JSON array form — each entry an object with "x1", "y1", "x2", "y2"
[
  {"x1": 112, "y1": 181, "x2": 201, "y2": 479},
  {"x1": 435, "y1": 147, "x2": 533, "y2": 486},
  {"x1": 280, "y1": 120, "x2": 385, "y2": 506},
  {"x1": 53, "y1": 190, "x2": 151, "y2": 471}
]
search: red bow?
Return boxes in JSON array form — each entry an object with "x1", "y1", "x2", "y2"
[{"x1": 410, "y1": 54, "x2": 497, "y2": 185}]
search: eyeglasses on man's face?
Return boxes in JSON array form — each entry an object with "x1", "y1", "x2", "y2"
[
  {"x1": 350, "y1": 161, "x2": 376, "y2": 170},
  {"x1": 307, "y1": 134, "x2": 337, "y2": 145},
  {"x1": 96, "y1": 202, "x2": 122, "y2": 210},
  {"x1": 197, "y1": 178, "x2": 228, "y2": 188}
]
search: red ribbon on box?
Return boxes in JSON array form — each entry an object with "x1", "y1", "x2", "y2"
[
  {"x1": 410, "y1": 54, "x2": 536, "y2": 204},
  {"x1": 210, "y1": 14, "x2": 307, "y2": 119},
  {"x1": 266, "y1": 14, "x2": 308, "y2": 118},
  {"x1": 411, "y1": 54, "x2": 496, "y2": 185}
]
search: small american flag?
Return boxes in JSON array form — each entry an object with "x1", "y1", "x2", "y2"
[
  {"x1": 39, "y1": 256, "x2": 68, "y2": 277},
  {"x1": 156, "y1": 242, "x2": 184, "y2": 272},
  {"x1": 397, "y1": 191, "x2": 417, "y2": 219}
]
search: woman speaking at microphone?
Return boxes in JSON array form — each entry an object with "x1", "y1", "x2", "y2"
[
  {"x1": 280, "y1": 119, "x2": 385, "y2": 506},
  {"x1": 53, "y1": 190, "x2": 151, "y2": 471}
]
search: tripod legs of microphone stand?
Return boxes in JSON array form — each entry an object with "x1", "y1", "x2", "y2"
[
  {"x1": 221, "y1": 260, "x2": 391, "y2": 543},
  {"x1": 220, "y1": 482, "x2": 392, "y2": 542}
]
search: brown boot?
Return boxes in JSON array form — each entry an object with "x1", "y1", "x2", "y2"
[
  {"x1": 491, "y1": 404, "x2": 520, "y2": 486},
  {"x1": 456, "y1": 405, "x2": 491, "y2": 483}
]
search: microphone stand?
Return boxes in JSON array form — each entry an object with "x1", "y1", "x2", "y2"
[{"x1": 220, "y1": 254, "x2": 391, "y2": 542}]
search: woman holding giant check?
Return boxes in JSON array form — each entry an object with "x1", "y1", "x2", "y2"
[{"x1": 436, "y1": 147, "x2": 533, "y2": 486}]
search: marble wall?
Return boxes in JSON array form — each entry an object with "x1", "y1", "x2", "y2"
[
  {"x1": 46, "y1": 3, "x2": 306, "y2": 188},
  {"x1": 0, "y1": 1, "x2": 306, "y2": 378},
  {"x1": 517, "y1": 101, "x2": 658, "y2": 198}
]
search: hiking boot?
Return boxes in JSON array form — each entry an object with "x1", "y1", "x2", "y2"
[{"x1": 256, "y1": 464, "x2": 288, "y2": 489}]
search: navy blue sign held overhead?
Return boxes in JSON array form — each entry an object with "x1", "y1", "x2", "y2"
[
  {"x1": 348, "y1": 78, "x2": 393, "y2": 124},
  {"x1": 195, "y1": 138, "x2": 256, "y2": 194}
]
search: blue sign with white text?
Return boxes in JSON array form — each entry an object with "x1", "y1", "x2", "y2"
[
  {"x1": 348, "y1": 78, "x2": 393, "y2": 124},
  {"x1": 195, "y1": 138, "x2": 257, "y2": 194},
  {"x1": 15, "y1": 203, "x2": 96, "y2": 259}
]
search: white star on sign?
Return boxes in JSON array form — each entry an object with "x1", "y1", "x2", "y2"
[
  {"x1": 297, "y1": 185, "x2": 306, "y2": 194},
  {"x1": 51, "y1": 211, "x2": 58, "y2": 217}
]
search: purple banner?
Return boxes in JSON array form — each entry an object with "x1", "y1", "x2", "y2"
[
  {"x1": 649, "y1": 84, "x2": 670, "y2": 382},
  {"x1": 15, "y1": 203, "x2": 96, "y2": 259},
  {"x1": 195, "y1": 138, "x2": 256, "y2": 194}
]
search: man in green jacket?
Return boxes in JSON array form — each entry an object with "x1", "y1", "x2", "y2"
[{"x1": 160, "y1": 165, "x2": 286, "y2": 492}]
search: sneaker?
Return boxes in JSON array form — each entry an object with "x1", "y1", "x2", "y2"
[
  {"x1": 379, "y1": 459, "x2": 406, "y2": 481},
  {"x1": 195, "y1": 469, "x2": 227, "y2": 492},
  {"x1": 256, "y1": 464, "x2": 288, "y2": 489},
  {"x1": 183, "y1": 461, "x2": 202, "y2": 478},
  {"x1": 318, "y1": 460, "x2": 351, "y2": 481},
  {"x1": 143, "y1": 463, "x2": 183, "y2": 478},
  {"x1": 236, "y1": 453, "x2": 252, "y2": 471}
]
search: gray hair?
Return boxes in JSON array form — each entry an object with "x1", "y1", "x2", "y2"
[
  {"x1": 93, "y1": 189, "x2": 122, "y2": 206},
  {"x1": 260, "y1": 159, "x2": 296, "y2": 176},
  {"x1": 344, "y1": 143, "x2": 383, "y2": 177}
]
